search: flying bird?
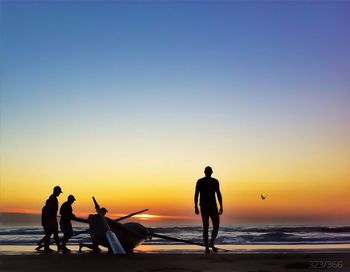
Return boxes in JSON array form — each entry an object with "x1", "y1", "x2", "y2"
[{"x1": 261, "y1": 194, "x2": 266, "y2": 200}]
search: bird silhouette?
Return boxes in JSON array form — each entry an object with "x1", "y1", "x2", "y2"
[{"x1": 261, "y1": 194, "x2": 266, "y2": 200}]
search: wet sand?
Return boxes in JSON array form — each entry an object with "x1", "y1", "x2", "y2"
[{"x1": 1, "y1": 252, "x2": 349, "y2": 272}]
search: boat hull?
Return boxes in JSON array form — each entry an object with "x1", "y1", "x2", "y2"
[{"x1": 88, "y1": 215, "x2": 148, "y2": 253}]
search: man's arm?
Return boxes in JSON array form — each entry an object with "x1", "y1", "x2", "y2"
[
  {"x1": 194, "y1": 181, "x2": 200, "y2": 215},
  {"x1": 216, "y1": 181, "x2": 223, "y2": 215},
  {"x1": 70, "y1": 208, "x2": 77, "y2": 220}
]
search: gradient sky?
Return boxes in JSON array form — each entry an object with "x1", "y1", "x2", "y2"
[{"x1": 1, "y1": 1, "x2": 349, "y2": 225}]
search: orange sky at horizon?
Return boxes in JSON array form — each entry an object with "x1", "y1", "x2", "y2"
[{"x1": 1, "y1": 160, "x2": 349, "y2": 225}]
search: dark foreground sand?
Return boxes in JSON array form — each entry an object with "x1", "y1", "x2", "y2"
[{"x1": 1, "y1": 252, "x2": 349, "y2": 272}]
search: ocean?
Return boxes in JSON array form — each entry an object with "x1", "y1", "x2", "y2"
[{"x1": 1, "y1": 225, "x2": 350, "y2": 247}]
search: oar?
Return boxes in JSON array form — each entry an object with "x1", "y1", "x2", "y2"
[
  {"x1": 115, "y1": 209, "x2": 149, "y2": 221},
  {"x1": 150, "y1": 233, "x2": 205, "y2": 247},
  {"x1": 72, "y1": 229, "x2": 89, "y2": 237},
  {"x1": 150, "y1": 232, "x2": 232, "y2": 252},
  {"x1": 92, "y1": 196, "x2": 126, "y2": 254}
]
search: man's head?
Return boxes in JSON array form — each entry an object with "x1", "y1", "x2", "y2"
[
  {"x1": 67, "y1": 195, "x2": 76, "y2": 204},
  {"x1": 204, "y1": 166, "x2": 213, "y2": 177},
  {"x1": 100, "y1": 207, "x2": 108, "y2": 215},
  {"x1": 53, "y1": 186, "x2": 63, "y2": 196}
]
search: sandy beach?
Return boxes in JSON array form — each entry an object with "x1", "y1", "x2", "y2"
[{"x1": 1, "y1": 252, "x2": 349, "y2": 272}]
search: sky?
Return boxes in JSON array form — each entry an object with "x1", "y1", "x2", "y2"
[{"x1": 1, "y1": 1, "x2": 349, "y2": 226}]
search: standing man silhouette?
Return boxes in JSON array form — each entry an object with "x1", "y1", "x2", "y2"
[
  {"x1": 194, "y1": 166, "x2": 223, "y2": 253},
  {"x1": 42, "y1": 186, "x2": 62, "y2": 253}
]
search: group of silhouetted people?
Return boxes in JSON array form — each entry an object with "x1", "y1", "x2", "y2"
[{"x1": 37, "y1": 186, "x2": 84, "y2": 253}]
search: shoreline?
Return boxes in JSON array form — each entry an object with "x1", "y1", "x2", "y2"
[
  {"x1": 1, "y1": 244, "x2": 350, "y2": 255},
  {"x1": 1, "y1": 252, "x2": 349, "y2": 272}
]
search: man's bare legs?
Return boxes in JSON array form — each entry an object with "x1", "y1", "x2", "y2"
[
  {"x1": 209, "y1": 212, "x2": 220, "y2": 252},
  {"x1": 200, "y1": 210, "x2": 210, "y2": 252},
  {"x1": 200, "y1": 210, "x2": 210, "y2": 253},
  {"x1": 201, "y1": 208, "x2": 220, "y2": 253}
]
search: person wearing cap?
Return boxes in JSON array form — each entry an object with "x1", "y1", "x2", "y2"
[
  {"x1": 41, "y1": 186, "x2": 62, "y2": 253},
  {"x1": 99, "y1": 207, "x2": 108, "y2": 215},
  {"x1": 59, "y1": 194, "x2": 80, "y2": 252}
]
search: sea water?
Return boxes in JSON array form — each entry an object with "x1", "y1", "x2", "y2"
[{"x1": 1, "y1": 225, "x2": 350, "y2": 254}]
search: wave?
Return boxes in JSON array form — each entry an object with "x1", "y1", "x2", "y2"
[
  {"x1": 1, "y1": 225, "x2": 350, "y2": 246},
  {"x1": 153, "y1": 225, "x2": 350, "y2": 233},
  {"x1": 231, "y1": 226, "x2": 350, "y2": 233},
  {"x1": 0, "y1": 227, "x2": 87, "y2": 236}
]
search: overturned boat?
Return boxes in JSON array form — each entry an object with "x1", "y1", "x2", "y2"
[{"x1": 88, "y1": 214, "x2": 149, "y2": 253}]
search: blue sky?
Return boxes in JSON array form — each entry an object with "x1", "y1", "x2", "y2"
[
  {"x1": 2, "y1": 2, "x2": 349, "y2": 99},
  {"x1": 2, "y1": 1, "x2": 349, "y2": 148}
]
